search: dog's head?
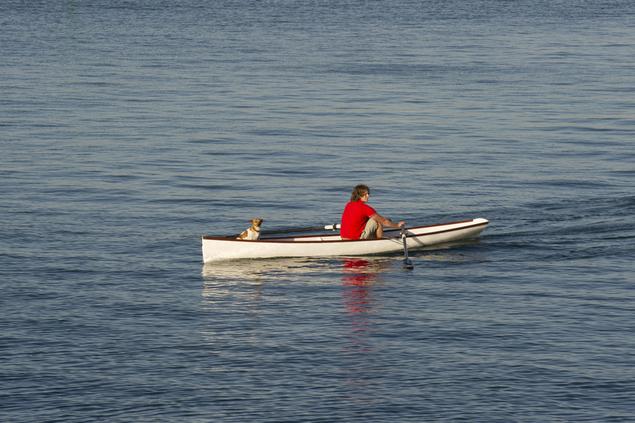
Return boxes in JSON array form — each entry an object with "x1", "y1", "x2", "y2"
[{"x1": 251, "y1": 218, "x2": 264, "y2": 229}]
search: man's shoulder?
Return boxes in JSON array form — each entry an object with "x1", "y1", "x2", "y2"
[{"x1": 362, "y1": 202, "x2": 377, "y2": 213}]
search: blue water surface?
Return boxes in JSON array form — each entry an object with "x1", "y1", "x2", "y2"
[{"x1": 2, "y1": 1, "x2": 634, "y2": 421}]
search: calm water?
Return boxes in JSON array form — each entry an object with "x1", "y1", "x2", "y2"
[{"x1": 2, "y1": 1, "x2": 634, "y2": 421}]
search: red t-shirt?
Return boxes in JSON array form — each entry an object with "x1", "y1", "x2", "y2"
[{"x1": 340, "y1": 201, "x2": 377, "y2": 239}]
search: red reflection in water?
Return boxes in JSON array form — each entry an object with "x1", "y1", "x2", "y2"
[
  {"x1": 342, "y1": 259, "x2": 377, "y2": 314},
  {"x1": 341, "y1": 258, "x2": 384, "y2": 355}
]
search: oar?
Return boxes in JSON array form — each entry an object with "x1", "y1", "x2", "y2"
[
  {"x1": 401, "y1": 227, "x2": 414, "y2": 269},
  {"x1": 262, "y1": 223, "x2": 341, "y2": 236}
]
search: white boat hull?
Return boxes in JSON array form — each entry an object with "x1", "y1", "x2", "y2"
[{"x1": 202, "y1": 218, "x2": 488, "y2": 263}]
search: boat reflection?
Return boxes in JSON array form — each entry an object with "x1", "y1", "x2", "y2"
[
  {"x1": 201, "y1": 257, "x2": 325, "y2": 282},
  {"x1": 200, "y1": 256, "x2": 394, "y2": 306},
  {"x1": 201, "y1": 257, "x2": 337, "y2": 304}
]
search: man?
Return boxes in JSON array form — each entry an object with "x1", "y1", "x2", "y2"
[{"x1": 340, "y1": 184, "x2": 406, "y2": 240}]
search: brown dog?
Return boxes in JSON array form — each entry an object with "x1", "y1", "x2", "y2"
[{"x1": 237, "y1": 218, "x2": 264, "y2": 240}]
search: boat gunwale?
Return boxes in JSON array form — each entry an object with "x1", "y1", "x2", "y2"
[{"x1": 202, "y1": 219, "x2": 488, "y2": 244}]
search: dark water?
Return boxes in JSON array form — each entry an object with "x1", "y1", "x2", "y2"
[{"x1": 2, "y1": 1, "x2": 634, "y2": 421}]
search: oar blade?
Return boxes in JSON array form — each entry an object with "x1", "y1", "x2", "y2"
[{"x1": 400, "y1": 227, "x2": 414, "y2": 269}]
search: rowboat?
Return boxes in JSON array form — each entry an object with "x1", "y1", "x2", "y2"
[{"x1": 202, "y1": 218, "x2": 488, "y2": 263}]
